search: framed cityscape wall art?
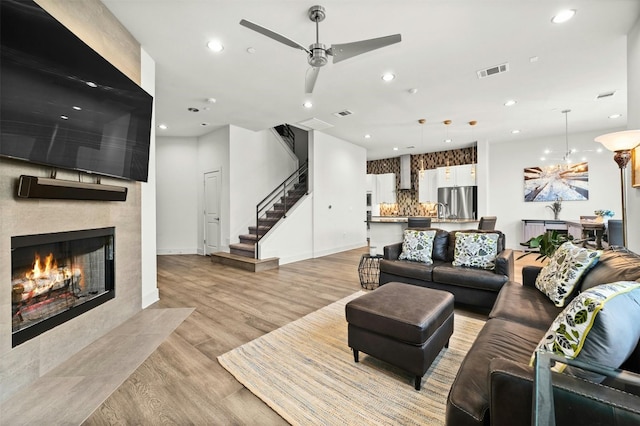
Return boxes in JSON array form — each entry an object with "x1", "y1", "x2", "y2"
[
  {"x1": 632, "y1": 146, "x2": 640, "y2": 188},
  {"x1": 523, "y1": 162, "x2": 589, "y2": 202}
]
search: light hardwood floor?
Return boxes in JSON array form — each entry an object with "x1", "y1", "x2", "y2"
[{"x1": 84, "y1": 248, "x2": 543, "y2": 425}]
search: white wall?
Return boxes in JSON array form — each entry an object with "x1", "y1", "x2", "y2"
[
  {"x1": 312, "y1": 132, "x2": 368, "y2": 257},
  {"x1": 156, "y1": 136, "x2": 199, "y2": 254},
  {"x1": 140, "y1": 48, "x2": 159, "y2": 307},
  {"x1": 626, "y1": 16, "x2": 640, "y2": 253},
  {"x1": 488, "y1": 128, "x2": 624, "y2": 249},
  {"x1": 229, "y1": 126, "x2": 298, "y2": 243},
  {"x1": 259, "y1": 195, "x2": 314, "y2": 264}
]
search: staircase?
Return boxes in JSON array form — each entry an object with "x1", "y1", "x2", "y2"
[{"x1": 229, "y1": 161, "x2": 308, "y2": 259}]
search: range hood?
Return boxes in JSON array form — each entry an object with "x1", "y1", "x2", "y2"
[{"x1": 399, "y1": 155, "x2": 412, "y2": 190}]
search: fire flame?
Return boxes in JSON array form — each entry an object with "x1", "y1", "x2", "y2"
[{"x1": 28, "y1": 253, "x2": 58, "y2": 280}]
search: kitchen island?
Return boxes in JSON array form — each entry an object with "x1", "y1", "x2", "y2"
[{"x1": 368, "y1": 216, "x2": 479, "y2": 255}]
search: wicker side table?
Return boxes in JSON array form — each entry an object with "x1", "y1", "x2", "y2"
[{"x1": 358, "y1": 254, "x2": 384, "y2": 290}]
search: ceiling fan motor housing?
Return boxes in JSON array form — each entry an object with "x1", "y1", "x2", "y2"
[
  {"x1": 308, "y1": 43, "x2": 329, "y2": 67},
  {"x1": 308, "y1": 5, "x2": 326, "y2": 22}
]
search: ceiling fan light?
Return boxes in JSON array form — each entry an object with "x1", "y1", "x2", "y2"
[
  {"x1": 207, "y1": 40, "x2": 224, "y2": 52},
  {"x1": 381, "y1": 73, "x2": 395, "y2": 82},
  {"x1": 551, "y1": 9, "x2": 576, "y2": 24}
]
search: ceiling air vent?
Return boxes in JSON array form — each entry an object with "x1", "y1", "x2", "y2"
[
  {"x1": 596, "y1": 91, "x2": 616, "y2": 99},
  {"x1": 333, "y1": 109, "x2": 354, "y2": 118},
  {"x1": 476, "y1": 62, "x2": 509, "y2": 79}
]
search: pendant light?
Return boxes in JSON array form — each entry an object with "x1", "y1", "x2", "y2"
[
  {"x1": 443, "y1": 120, "x2": 452, "y2": 180},
  {"x1": 469, "y1": 120, "x2": 477, "y2": 178},
  {"x1": 418, "y1": 119, "x2": 426, "y2": 178}
]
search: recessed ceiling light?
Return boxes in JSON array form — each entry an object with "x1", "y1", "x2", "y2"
[
  {"x1": 597, "y1": 148, "x2": 603, "y2": 153},
  {"x1": 86, "y1": 81, "x2": 97, "y2": 88},
  {"x1": 188, "y1": 107, "x2": 199, "y2": 112},
  {"x1": 364, "y1": 134, "x2": 371, "y2": 139},
  {"x1": 529, "y1": 56, "x2": 539, "y2": 63},
  {"x1": 303, "y1": 101, "x2": 313, "y2": 109},
  {"x1": 504, "y1": 100, "x2": 517, "y2": 107},
  {"x1": 206, "y1": 97, "x2": 217, "y2": 104},
  {"x1": 540, "y1": 157, "x2": 546, "y2": 161},
  {"x1": 72, "y1": 106, "x2": 82, "y2": 111},
  {"x1": 511, "y1": 129, "x2": 521, "y2": 134},
  {"x1": 609, "y1": 113, "x2": 622, "y2": 119},
  {"x1": 408, "y1": 88, "x2": 418, "y2": 94},
  {"x1": 551, "y1": 9, "x2": 576, "y2": 24},
  {"x1": 444, "y1": 139, "x2": 452, "y2": 143},
  {"x1": 201, "y1": 123, "x2": 209, "y2": 126},
  {"x1": 246, "y1": 47, "x2": 256, "y2": 54},
  {"x1": 158, "y1": 124, "x2": 168, "y2": 130},
  {"x1": 544, "y1": 149, "x2": 550, "y2": 154},
  {"x1": 381, "y1": 73, "x2": 395, "y2": 82},
  {"x1": 60, "y1": 115, "x2": 69, "y2": 120},
  {"x1": 393, "y1": 147, "x2": 399, "y2": 151},
  {"x1": 207, "y1": 40, "x2": 224, "y2": 52}
]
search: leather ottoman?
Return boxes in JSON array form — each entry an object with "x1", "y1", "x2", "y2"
[{"x1": 345, "y1": 282, "x2": 454, "y2": 390}]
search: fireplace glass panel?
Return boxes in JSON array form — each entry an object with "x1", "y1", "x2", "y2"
[{"x1": 11, "y1": 227, "x2": 115, "y2": 346}]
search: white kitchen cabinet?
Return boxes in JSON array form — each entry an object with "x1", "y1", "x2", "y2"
[
  {"x1": 436, "y1": 164, "x2": 476, "y2": 187},
  {"x1": 418, "y1": 169, "x2": 438, "y2": 202},
  {"x1": 376, "y1": 173, "x2": 396, "y2": 204},
  {"x1": 366, "y1": 174, "x2": 375, "y2": 192},
  {"x1": 437, "y1": 166, "x2": 456, "y2": 187},
  {"x1": 455, "y1": 164, "x2": 477, "y2": 186}
]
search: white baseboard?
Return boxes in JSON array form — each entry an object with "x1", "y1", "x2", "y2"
[
  {"x1": 313, "y1": 242, "x2": 367, "y2": 259},
  {"x1": 157, "y1": 248, "x2": 199, "y2": 255},
  {"x1": 141, "y1": 288, "x2": 159, "y2": 308}
]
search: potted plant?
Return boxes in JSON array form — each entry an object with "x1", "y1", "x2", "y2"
[{"x1": 520, "y1": 230, "x2": 573, "y2": 261}]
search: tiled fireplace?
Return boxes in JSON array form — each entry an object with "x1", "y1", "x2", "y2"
[{"x1": 11, "y1": 228, "x2": 115, "y2": 347}]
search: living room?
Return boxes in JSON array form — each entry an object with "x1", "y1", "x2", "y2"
[{"x1": 1, "y1": 0, "x2": 640, "y2": 424}]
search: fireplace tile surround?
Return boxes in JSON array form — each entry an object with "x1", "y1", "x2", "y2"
[{"x1": 0, "y1": 159, "x2": 143, "y2": 402}]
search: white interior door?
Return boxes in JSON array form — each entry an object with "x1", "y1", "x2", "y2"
[{"x1": 204, "y1": 170, "x2": 221, "y2": 255}]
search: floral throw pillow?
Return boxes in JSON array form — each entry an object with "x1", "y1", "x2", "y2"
[
  {"x1": 530, "y1": 281, "x2": 640, "y2": 380},
  {"x1": 398, "y1": 229, "x2": 436, "y2": 263},
  {"x1": 452, "y1": 232, "x2": 499, "y2": 270},
  {"x1": 535, "y1": 242, "x2": 602, "y2": 307}
]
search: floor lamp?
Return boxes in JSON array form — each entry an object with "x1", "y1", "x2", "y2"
[{"x1": 594, "y1": 130, "x2": 640, "y2": 248}]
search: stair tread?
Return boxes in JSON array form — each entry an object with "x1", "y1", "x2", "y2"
[{"x1": 230, "y1": 242, "x2": 256, "y2": 250}]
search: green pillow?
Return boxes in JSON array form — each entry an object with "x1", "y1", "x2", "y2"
[
  {"x1": 531, "y1": 281, "x2": 640, "y2": 381},
  {"x1": 535, "y1": 241, "x2": 602, "y2": 307},
  {"x1": 398, "y1": 229, "x2": 436, "y2": 263},
  {"x1": 452, "y1": 232, "x2": 499, "y2": 270}
]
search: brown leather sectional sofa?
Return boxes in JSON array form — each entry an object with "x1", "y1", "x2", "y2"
[
  {"x1": 379, "y1": 228, "x2": 514, "y2": 311},
  {"x1": 447, "y1": 246, "x2": 640, "y2": 425}
]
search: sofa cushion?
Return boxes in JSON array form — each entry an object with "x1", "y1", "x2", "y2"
[
  {"x1": 398, "y1": 229, "x2": 436, "y2": 263},
  {"x1": 433, "y1": 264, "x2": 508, "y2": 293},
  {"x1": 489, "y1": 281, "x2": 563, "y2": 330},
  {"x1": 431, "y1": 229, "x2": 450, "y2": 261},
  {"x1": 446, "y1": 318, "x2": 545, "y2": 425},
  {"x1": 535, "y1": 242, "x2": 602, "y2": 307},
  {"x1": 580, "y1": 247, "x2": 640, "y2": 291},
  {"x1": 531, "y1": 281, "x2": 640, "y2": 381},
  {"x1": 447, "y1": 229, "x2": 505, "y2": 262},
  {"x1": 452, "y1": 232, "x2": 499, "y2": 270},
  {"x1": 379, "y1": 259, "x2": 437, "y2": 282}
]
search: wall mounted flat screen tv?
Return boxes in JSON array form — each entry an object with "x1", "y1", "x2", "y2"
[{"x1": 0, "y1": 0, "x2": 153, "y2": 182}]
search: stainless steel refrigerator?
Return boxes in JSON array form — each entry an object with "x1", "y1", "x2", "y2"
[{"x1": 437, "y1": 186, "x2": 477, "y2": 219}]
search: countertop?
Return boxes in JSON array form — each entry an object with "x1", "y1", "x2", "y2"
[{"x1": 369, "y1": 216, "x2": 478, "y2": 224}]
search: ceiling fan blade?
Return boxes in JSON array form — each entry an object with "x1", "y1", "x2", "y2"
[
  {"x1": 239, "y1": 19, "x2": 310, "y2": 53},
  {"x1": 331, "y1": 34, "x2": 401, "y2": 64},
  {"x1": 305, "y1": 67, "x2": 320, "y2": 94}
]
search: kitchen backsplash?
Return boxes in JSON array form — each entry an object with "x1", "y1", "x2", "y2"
[{"x1": 367, "y1": 147, "x2": 476, "y2": 216}]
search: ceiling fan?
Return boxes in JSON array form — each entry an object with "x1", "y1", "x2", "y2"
[{"x1": 239, "y1": 5, "x2": 401, "y2": 94}]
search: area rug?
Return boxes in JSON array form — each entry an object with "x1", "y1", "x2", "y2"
[{"x1": 218, "y1": 292, "x2": 485, "y2": 425}]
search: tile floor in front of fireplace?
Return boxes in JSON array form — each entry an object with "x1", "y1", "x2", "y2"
[{"x1": 0, "y1": 307, "x2": 193, "y2": 425}]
